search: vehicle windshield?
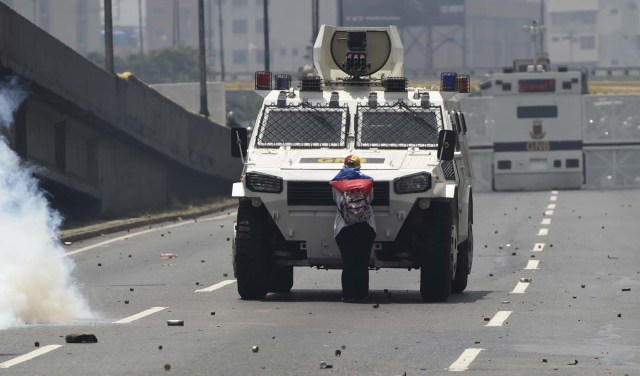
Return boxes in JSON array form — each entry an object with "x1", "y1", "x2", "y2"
[
  {"x1": 256, "y1": 104, "x2": 348, "y2": 148},
  {"x1": 356, "y1": 102, "x2": 443, "y2": 149}
]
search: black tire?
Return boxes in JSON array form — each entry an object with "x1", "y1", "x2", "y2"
[
  {"x1": 268, "y1": 266, "x2": 293, "y2": 293},
  {"x1": 452, "y1": 223, "x2": 471, "y2": 293},
  {"x1": 234, "y1": 200, "x2": 269, "y2": 300},
  {"x1": 420, "y1": 202, "x2": 453, "y2": 302}
]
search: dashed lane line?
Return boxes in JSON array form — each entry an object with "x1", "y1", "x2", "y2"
[
  {"x1": 541, "y1": 218, "x2": 551, "y2": 225},
  {"x1": 532, "y1": 243, "x2": 545, "y2": 252},
  {"x1": 195, "y1": 279, "x2": 237, "y2": 292},
  {"x1": 0, "y1": 345, "x2": 63, "y2": 369},
  {"x1": 550, "y1": 195, "x2": 558, "y2": 202},
  {"x1": 511, "y1": 281, "x2": 530, "y2": 294},
  {"x1": 547, "y1": 203, "x2": 556, "y2": 209},
  {"x1": 113, "y1": 306, "x2": 168, "y2": 324},
  {"x1": 544, "y1": 210, "x2": 554, "y2": 216},
  {"x1": 525, "y1": 260, "x2": 540, "y2": 270},
  {"x1": 65, "y1": 212, "x2": 237, "y2": 257},
  {"x1": 486, "y1": 311, "x2": 512, "y2": 327},
  {"x1": 537, "y1": 228, "x2": 549, "y2": 236},
  {"x1": 448, "y1": 348, "x2": 483, "y2": 372},
  {"x1": 551, "y1": 190, "x2": 559, "y2": 194}
]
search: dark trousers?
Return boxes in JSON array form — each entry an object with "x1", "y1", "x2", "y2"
[{"x1": 336, "y1": 223, "x2": 376, "y2": 300}]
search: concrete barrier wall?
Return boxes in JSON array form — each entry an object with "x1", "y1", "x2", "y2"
[{"x1": 0, "y1": 2, "x2": 240, "y2": 181}]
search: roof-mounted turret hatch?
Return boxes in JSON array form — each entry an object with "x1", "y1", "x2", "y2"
[{"x1": 313, "y1": 25, "x2": 404, "y2": 81}]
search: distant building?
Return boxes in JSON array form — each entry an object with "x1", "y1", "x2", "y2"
[
  {"x1": 2, "y1": 0, "x2": 102, "y2": 55},
  {"x1": 547, "y1": 0, "x2": 640, "y2": 67}
]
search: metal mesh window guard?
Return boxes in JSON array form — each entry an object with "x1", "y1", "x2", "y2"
[
  {"x1": 256, "y1": 103, "x2": 348, "y2": 148},
  {"x1": 355, "y1": 102, "x2": 443, "y2": 149}
]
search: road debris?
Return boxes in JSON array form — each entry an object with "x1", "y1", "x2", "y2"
[
  {"x1": 621, "y1": 288, "x2": 631, "y2": 292},
  {"x1": 167, "y1": 320, "x2": 184, "y2": 326},
  {"x1": 568, "y1": 359, "x2": 578, "y2": 365},
  {"x1": 520, "y1": 278, "x2": 532, "y2": 283},
  {"x1": 335, "y1": 350, "x2": 341, "y2": 357},
  {"x1": 319, "y1": 361, "x2": 333, "y2": 369},
  {"x1": 65, "y1": 333, "x2": 98, "y2": 343},
  {"x1": 251, "y1": 346, "x2": 259, "y2": 353},
  {"x1": 161, "y1": 253, "x2": 177, "y2": 260}
]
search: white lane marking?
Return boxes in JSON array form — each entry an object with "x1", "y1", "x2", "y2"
[
  {"x1": 65, "y1": 212, "x2": 237, "y2": 257},
  {"x1": 486, "y1": 311, "x2": 512, "y2": 327},
  {"x1": 113, "y1": 306, "x2": 168, "y2": 324},
  {"x1": 546, "y1": 203, "x2": 556, "y2": 209},
  {"x1": 541, "y1": 218, "x2": 551, "y2": 225},
  {"x1": 448, "y1": 348, "x2": 483, "y2": 372},
  {"x1": 511, "y1": 282, "x2": 530, "y2": 294},
  {"x1": 550, "y1": 195, "x2": 557, "y2": 202},
  {"x1": 0, "y1": 345, "x2": 63, "y2": 369},
  {"x1": 525, "y1": 260, "x2": 540, "y2": 270},
  {"x1": 195, "y1": 279, "x2": 236, "y2": 292},
  {"x1": 532, "y1": 243, "x2": 545, "y2": 252},
  {"x1": 537, "y1": 228, "x2": 549, "y2": 236},
  {"x1": 544, "y1": 210, "x2": 554, "y2": 216},
  {"x1": 551, "y1": 190, "x2": 559, "y2": 194}
]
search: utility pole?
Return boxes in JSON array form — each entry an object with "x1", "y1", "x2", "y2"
[
  {"x1": 217, "y1": 0, "x2": 225, "y2": 81},
  {"x1": 263, "y1": 0, "x2": 270, "y2": 71},
  {"x1": 138, "y1": 0, "x2": 144, "y2": 77},
  {"x1": 207, "y1": 0, "x2": 215, "y2": 80},
  {"x1": 311, "y1": 0, "x2": 319, "y2": 42},
  {"x1": 198, "y1": 0, "x2": 209, "y2": 117},
  {"x1": 540, "y1": 0, "x2": 545, "y2": 59},
  {"x1": 104, "y1": 0, "x2": 114, "y2": 73},
  {"x1": 173, "y1": 0, "x2": 181, "y2": 46}
]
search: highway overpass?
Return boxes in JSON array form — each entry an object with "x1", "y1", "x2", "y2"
[{"x1": 0, "y1": 2, "x2": 241, "y2": 219}]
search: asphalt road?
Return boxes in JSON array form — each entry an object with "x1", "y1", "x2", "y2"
[{"x1": 1, "y1": 190, "x2": 639, "y2": 375}]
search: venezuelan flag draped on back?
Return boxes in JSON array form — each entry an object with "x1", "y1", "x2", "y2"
[{"x1": 329, "y1": 168, "x2": 373, "y2": 195}]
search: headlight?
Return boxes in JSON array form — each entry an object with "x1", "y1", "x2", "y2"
[
  {"x1": 245, "y1": 172, "x2": 283, "y2": 193},
  {"x1": 394, "y1": 172, "x2": 431, "y2": 194}
]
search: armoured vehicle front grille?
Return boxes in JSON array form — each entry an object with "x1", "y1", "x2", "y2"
[
  {"x1": 441, "y1": 160, "x2": 456, "y2": 180},
  {"x1": 287, "y1": 181, "x2": 390, "y2": 206}
]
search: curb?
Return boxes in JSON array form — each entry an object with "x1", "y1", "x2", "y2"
[{"x1": 59, "y1": 201, "x2": 239, "y2": 243}]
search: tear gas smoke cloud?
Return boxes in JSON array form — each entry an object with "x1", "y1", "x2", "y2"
[{"x1": 0, "y1": 77, "x2": 92, "y2": 329}]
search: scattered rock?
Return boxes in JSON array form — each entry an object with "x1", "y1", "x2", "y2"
[
  {"x1": 581, "y1": 285, "x2": 585, "y2": 288},
  {"x1": 65, "y1": 333, "x2": 98, "y2": 343},
  {"x1": 130, "y1": 288, "x2": 134, "y2": 291},
  {"x1": 542, "y1": 359, "x2": 548, "y2": 363},
  {"x1": 167, "y1": 320, "x2": 184, "y2": 326},
  {"x1": 489, "y1": 273, "x2": 493, "y2": 277},
  {"x1": 622, "y1": 288, "x2": 631, "y2": 292},
  {"x1": 211, "y1": 312, "x2": 215, "y2": 315},
  {"x1": 484, "y1": 317, "x2": 490, "y2": 321},
  {"x1": 98, "y1": 263, "x2": 102, "y2": 267},
  {"x1": 618, "y1": 313, "x2": 622, "y2": 318},
  {"x1": 34, "y1": 341, "x2": 40, "y2": 347},
  {"x1": 251, "y1": 346, "x2": 259, "y2": 353},
  {"x1": 196, "y1": 282, "x2": 200, "y2": 286},
  {"x1": 341, "y1": 345, "x2": 346, "y2": 350},
  {"x1": 319, "y1": 361, "x2": 333, "y2": 369},
  {"x1": 223, "y1": 273, "x2": 228, "y2": 277},
  {"x1": 335, "y1": 349, "x2": 341, "y2": 357},
  {"x1": 164, "y1": 363, "x2": 171, "y2": 371},
  {"x1": 226, "y1": 238, "x2": 230, "y2": 241},
  {"x1": 568, "y1": 359, "x2": 578, "y2": 365},
  {"x1": 124, "y1": 300, "x2": 129, "y2": 304},
  {"x1": 511, "y1": 252, "x2": 517, "y2": 256},
  {"x1": 158, "y1": 345, "x2": 163, "y2": 350},
  {"x1": 201, "y1": 260, "x2": 205, "y2": 263},
  {"x1": 520, "y1": 278, "x2": 532, "y2": 283},
  {"x1": 372, "y1": 304, "x2": 379, "y2": 309}
]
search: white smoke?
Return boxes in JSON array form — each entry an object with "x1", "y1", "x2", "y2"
[{"x1": 0, "y1": 77, "x2": 92, "y2": 329}]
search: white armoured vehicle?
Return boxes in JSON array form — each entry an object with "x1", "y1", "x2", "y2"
[{"x1": 230, "y1": 25, "x2": 474, "y2": 302}]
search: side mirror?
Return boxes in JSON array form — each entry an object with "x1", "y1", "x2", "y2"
[
  {"x1": 437, "y1": 129, "x2": 456, "y2": 161},
  {"x1": 230, "y1": 127, "x2": 247, "y2": 158}
]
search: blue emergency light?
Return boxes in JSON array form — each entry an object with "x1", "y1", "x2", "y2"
[
  {"x1": 441, "y1": 72, "x2": 458, "y2": 92},
  {"x1": 275, "y1": 74, "x2": 291, "y2": 90}
]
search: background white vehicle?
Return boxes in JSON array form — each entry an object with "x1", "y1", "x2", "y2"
[
  {"x1": 230, "y1": 25, "x2": 474, "y2": 302},
  {"x1": 477, "y1": 59, "x2": 588, "y2": 191}
]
